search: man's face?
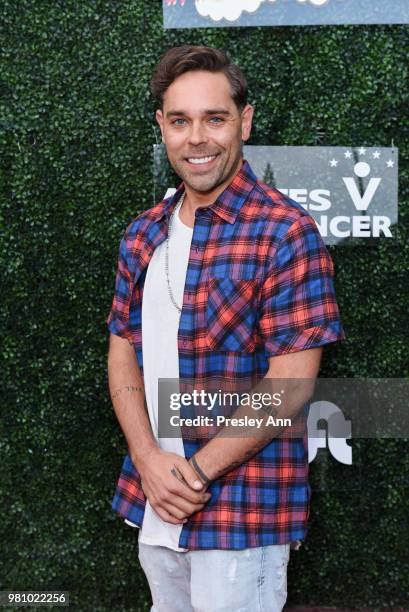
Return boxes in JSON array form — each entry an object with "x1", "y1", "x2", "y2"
[{"x1": 156, "y1": 70, "x2": 253, "y2": 196}]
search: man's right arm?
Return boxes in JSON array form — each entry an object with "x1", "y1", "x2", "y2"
[
  {"x1": 107, "y1": 332, "x2": 157, "y2": 463},
  {"x1": 107, "y1": 332, "x2": 210, "y2": 524}
]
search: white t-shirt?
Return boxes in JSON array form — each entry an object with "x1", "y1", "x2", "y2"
[{"x1": 132, "y1": 196, "x2": 193, "y2": 551}]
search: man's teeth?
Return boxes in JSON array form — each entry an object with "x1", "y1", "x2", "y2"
[{"x1": 187, "y1": 156, "x2": 216, "y2": 165}]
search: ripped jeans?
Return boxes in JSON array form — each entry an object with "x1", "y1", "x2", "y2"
[{"x1": 138, "y1": 542, "x2": 290, "y2": 612}]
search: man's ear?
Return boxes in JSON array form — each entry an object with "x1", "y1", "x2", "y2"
[
  {"x1": 241, "y1": 104, "x2": 254, "y2": 142},
  {"x1": 156, "y1": 109, "x2": 165, "y2": 143}
]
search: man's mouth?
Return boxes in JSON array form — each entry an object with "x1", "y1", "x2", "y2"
[{"x1": 185, "y1": 154, "x2": 218, "y2": 166}]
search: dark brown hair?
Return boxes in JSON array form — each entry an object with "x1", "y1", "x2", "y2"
[{"x1": 150, "y1": 45, "x2": 248, "y2": 111}]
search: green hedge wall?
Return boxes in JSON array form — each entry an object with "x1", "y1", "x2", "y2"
[{"x1": 1, "y1": 1, "x2": 408, "y2": 610}]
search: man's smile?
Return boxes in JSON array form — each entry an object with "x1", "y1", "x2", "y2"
[{"x1": 184, "y1": 153, "x2": 220, "y2": 169}]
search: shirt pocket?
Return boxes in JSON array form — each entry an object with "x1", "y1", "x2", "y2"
[{"x1": 205, "y1": 276, "x2": 259, "y2": 353}]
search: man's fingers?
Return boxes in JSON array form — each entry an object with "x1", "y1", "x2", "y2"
[
  {"x1": 166, "y1": 494, "x2": 207, "y2": 517},
  {"x1": 155, "y1": 500, "x2": 200, "y2": 524},
  {"x1": 170, "y1": 466, "x2": 191, "y2": 489},
  {"x1": 175, "y1": 460, "x2": 204, "y2": 491},
  {"x1": 163, "y1": 499, "x2": 206, "y2": 521},
  {"x1": 163, "y1": 501, "x2": 192, "y2": 521},
  {"x1": 154, "y1": 505, "x2": 187, "y2": 525},
  {"x1": 170, "y1": 467, "x2": 211, "y2": 504}
]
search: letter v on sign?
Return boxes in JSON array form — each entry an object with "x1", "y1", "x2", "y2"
[{"x1": 342, "y1": 176, "x2": 381, "y2": 211}]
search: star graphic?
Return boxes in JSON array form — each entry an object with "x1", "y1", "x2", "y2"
[
  {"x1": 372, "y1": 151, "x2": 381, "y2": 159},
  {"x1": 386, "y1": 160, "x2": 395, "y2": 168},
  {"x1": 358, "y1": 147, "x2": 367, "y2": 156},
  {"x1": 344, "y1": 150, "x2": 352, "y2": 159},
  {"x1": 329, "y1": 159, "x2": 338, "y2": 167}
]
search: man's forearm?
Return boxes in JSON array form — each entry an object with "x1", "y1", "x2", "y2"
[
  {"x1": 189, "y1": 380, "x2": 311, "y2": 482},
  {"x1": 108, "y1": 336, "x2": 157, "y2": 469},
  {"x1": 189, "y1": 349, "x2": 322, "y2": 483},
  {"x1": 190, "y1": 436, "x2": 269, "y2": 484},
  {"x1": 188, "y1": 381, "x2": 286, "y2": 483}
]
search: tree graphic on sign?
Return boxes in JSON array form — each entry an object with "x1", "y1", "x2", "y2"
[{"x1": 262, "y1": 162, "x2": 276, "y2": 188}]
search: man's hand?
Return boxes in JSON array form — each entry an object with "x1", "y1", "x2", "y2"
[{"x1": 134, "y1": 448, "x2": 211, "y2": 525}]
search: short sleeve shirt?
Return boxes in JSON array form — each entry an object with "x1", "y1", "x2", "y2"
[{"x1": 106, "y1": 159, "x2": 345, "y2": 550}]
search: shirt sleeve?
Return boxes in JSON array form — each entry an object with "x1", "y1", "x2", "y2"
[
  {"x1": 257, "y1": 214, "x2": 346, "y2": 356},
  {"x1": 106, "y1": 229, "x2": 135, "y2": 343}
]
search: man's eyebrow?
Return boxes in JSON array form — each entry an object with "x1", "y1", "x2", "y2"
[
  {"x1": 165, "y1": 110, "x2": 185, "y2": 118},
  {"x1": 165, "y1": 109, "x2": 232, "y2": 118},
  {"x1": 203, "y1": 109, "x2": 231, "y2": 116}
]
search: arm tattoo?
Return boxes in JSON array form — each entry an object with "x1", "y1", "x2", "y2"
[
  {"x1": 259, "y1": 403, "x2": 278, "y2": 418},
  {"x1": 216, "y1": 439, "x2": 269, "y2": 476},
  {"x1": 111, "y1": 385, "x2": 144, "y2": 400}
]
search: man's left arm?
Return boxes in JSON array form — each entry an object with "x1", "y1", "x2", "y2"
[
  {"x1": 189, "y1": 213, "x2": 345, "y2": 486},
  {"x1": 188, "y1": 347, "x2": 322, "y2": 485}
]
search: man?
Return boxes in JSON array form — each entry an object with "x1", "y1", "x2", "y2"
[{"x1": 107, "y1": 45, "x2": 345, "y2": 612}]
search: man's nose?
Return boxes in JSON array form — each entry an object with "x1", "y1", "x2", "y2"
[{"x1": 188, "y1": 121, "x2": 207, "y2": 146}]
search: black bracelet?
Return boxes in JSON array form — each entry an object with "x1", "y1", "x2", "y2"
[{"x1": 191, "y1": 455, "x2": 211, "y2": 485}]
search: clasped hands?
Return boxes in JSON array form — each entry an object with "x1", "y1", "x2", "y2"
[{"x1": 135, "y1": 447, "x2": 211, "y2": 525}]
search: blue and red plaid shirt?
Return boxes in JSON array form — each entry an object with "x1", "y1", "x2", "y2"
[{"x1": 107, "y1": 159, "x2": 345, "y2": 550}]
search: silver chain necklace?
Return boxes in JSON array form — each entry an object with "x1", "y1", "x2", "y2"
[{"x1": 165, "y1": 191, "x2": 186, "y2": 313}]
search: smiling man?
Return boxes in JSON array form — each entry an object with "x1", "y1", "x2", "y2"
[
  {"x1": 154, "y1": 66, "x2": 252, "y2": 224},
  {"x1": 107, "y1": 46, "x2": 345, "y2": 611}
]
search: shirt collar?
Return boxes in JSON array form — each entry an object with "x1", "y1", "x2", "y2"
[{"x1": 152, "y1": 159, "x2": 257, "y2": 225}]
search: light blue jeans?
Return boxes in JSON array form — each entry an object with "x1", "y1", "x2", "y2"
[{"x1": 138, "y1": 542, "x2": 290, "y2": 612}]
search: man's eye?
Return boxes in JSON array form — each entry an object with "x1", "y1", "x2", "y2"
[
  {"x1": 172, "y1": 118, "x2": 186, "y2": 125},
  {"x1": 210, "y1": 117, "x2": 223, "y2": 124}
]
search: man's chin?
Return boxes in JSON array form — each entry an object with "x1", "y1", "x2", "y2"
[{"x1": 182, "y1": 174, "x2": 222, "y2": 195}]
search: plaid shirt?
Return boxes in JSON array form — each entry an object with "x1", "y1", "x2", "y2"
[{"x1": 107, "y1": 159, "x2": 345, "y2": 550}]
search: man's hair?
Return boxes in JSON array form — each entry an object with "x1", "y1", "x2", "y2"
[{"x1": 150, "y1": 45, "x2": 248, "y2": 112}]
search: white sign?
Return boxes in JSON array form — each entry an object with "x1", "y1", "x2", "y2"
[
  {"x1": 154, "y1": 145, "x2": 399, "y2": 245},
  {"x1": 163, "y1": 0, "x2": 409, "y2": 28}
]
